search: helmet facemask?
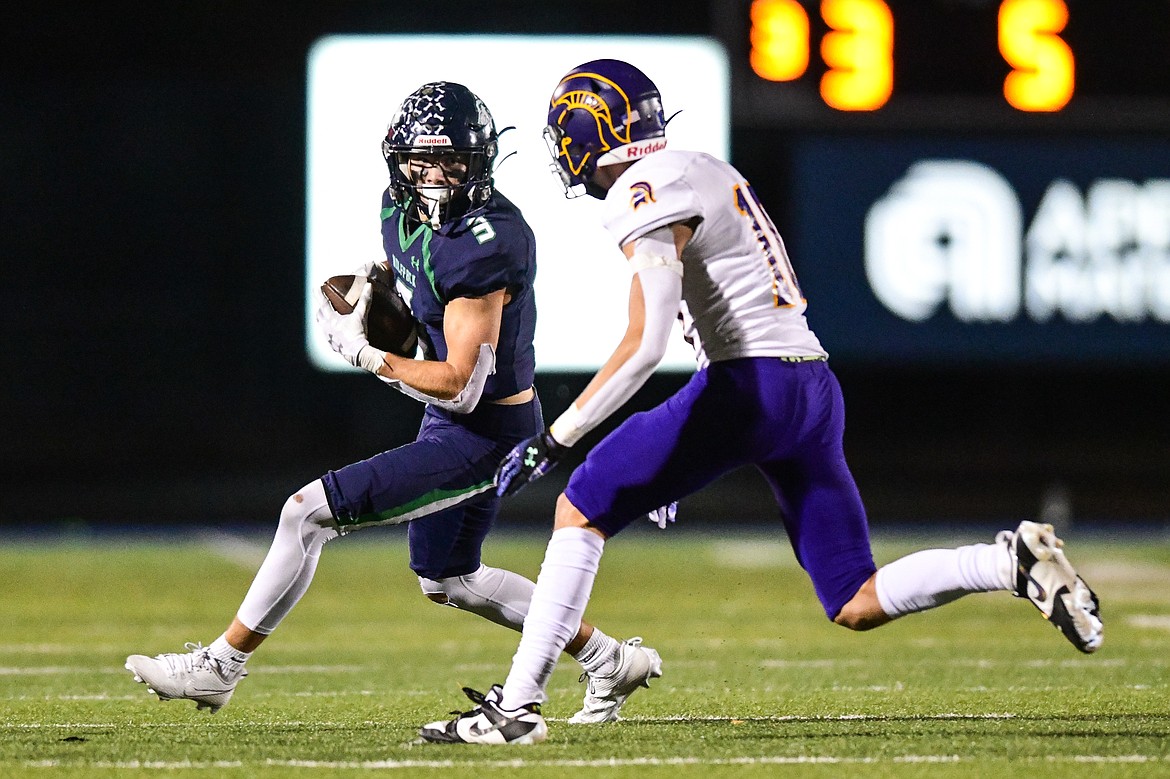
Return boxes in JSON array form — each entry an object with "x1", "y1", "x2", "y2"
[
  {"x1": 385, "y1": 144, "x2": 493, "y2": 227},
  {"x1": 542, "y1": 121, "x2": 597, "y2": 199}
]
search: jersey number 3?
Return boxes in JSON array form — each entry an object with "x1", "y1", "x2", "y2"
[{"x1": 734, "y1": 182, "x2": 804, "y2": 307}]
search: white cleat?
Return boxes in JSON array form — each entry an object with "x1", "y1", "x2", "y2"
[
  {"x1": 418, "y1": 685, "x2": 547, "y2": 744},
  {"x1": 998, "y1": 521, "x2": 1103, "y2": 653},
  {"x1": 125, "y1": 642, "x2": 245, "y2": 713},
  {"x1": 569, "y1": 637, "x2": 663, "y2": 724}
]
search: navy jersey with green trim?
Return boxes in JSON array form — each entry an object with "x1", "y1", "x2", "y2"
[{"x1": 380, "y1": 189, "x2": 537, "y2": 402}]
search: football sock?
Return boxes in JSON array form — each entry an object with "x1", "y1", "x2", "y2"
[
  {"x1": 571, "y1": 627, "x2": 621, "y2": 678},
  {"x1": 500, "y1": 527, "x2": 604, "y2": 710},
  {"x1": 208, "y1": 635, "x2": 250, "y2": 680},
  {"x1": 875, "y1": 542, "x2": 1011, "y2": 618},
  {"x1": 236, "y1": 480, "x2": 340, "y2": 634}
]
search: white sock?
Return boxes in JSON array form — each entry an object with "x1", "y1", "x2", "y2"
[
  {"x1": 500, "y1": 527, "x2": 604, "y2": 709},
  {"x1": 875, "y1": 542, "x2": 1012, "y2": 618},
  {"x1": 572, "y1": 627, "x2": 620, "y2": 677},
  {"x1": 208, "y1": 635, "x2": 250, "y2": 680}
]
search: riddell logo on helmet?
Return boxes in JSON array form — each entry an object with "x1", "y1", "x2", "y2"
[
  {"x1": 415, "y1": 135, "x2": 452, "y2": 146},
  {"x1": 626, "y1": 140, "x2": 666, "y2": 159}
]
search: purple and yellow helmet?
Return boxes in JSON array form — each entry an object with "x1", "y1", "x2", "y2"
[{"x1": 544, "y1": 59, "x2": 668, "y2": 198}]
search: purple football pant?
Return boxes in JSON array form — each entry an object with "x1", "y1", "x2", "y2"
[{"x1": 565, "y1": 357, "x2": 876, "y2": 620}]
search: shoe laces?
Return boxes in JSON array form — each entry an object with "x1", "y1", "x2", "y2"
[
  {"x1": 160, "y1": 642, "x2": 216, "y2": 677},
  {"x1": 579, "y1": 637, "x2": 645, "y2": 686},
  {"x1": 451, "y1": 685, "x2": 489, "y2": 714},
  {"x1": 451, "y1": 685, "x2": 538, "y2": 717}
]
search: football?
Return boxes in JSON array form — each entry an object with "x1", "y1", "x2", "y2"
[{"x1": 321, "y1": 271, "x2": 418, "y2": 358}]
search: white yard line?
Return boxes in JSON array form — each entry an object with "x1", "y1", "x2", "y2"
[
  {"x1": 1064, "y1": 755, "x2": 1170, "y2": 763},
  {"x1": 0, "y1": 644, "x2": 78, "y2": 654},
  {"x1": 0, "y1": 667, "x2": 121, "y2": 676},
  {"x1": 195, "y1": 529, "x2": 268, "y2": 568},
  {"x1": 629, "y1": 713, "x2": 1018, "y2": 722},
  {"x1": 2, "y1": 713, "x2": 1019, "y2": 730},
  {"x1": 20, "y1": 754, "x2": 1170, "y2": 770},
  {"x1": 710, "y1": 539, "x2": 798, "y2": 568},
  {"x1": 759, "y1": 658, "x2": 865, "y2": 668},
  {"x1": 0, "y1": 663, "x2": 368, "y2": 676},
  {"x1": 1127, "y1": 614, "x2": 1170, "y2": 631}
]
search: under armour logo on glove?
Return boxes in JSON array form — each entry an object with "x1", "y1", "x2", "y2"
[{"x1": 496, "y1": 430, "x2": 567, "y2": 497}]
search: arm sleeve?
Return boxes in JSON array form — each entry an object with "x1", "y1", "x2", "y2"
[
  {"x1": 550, "y1": 262, "x2": 682, "y2": 447},
  {"x1": 382, "y1": 343, "x2": 496, "y2": 414}
]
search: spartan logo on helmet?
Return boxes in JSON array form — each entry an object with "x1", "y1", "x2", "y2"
[
  {"x1": 383, "y1": 82, "x2": 499, "y2": 226},
  {"x1": 543, "y1": 59, "x2": 669, "y2": 199}
]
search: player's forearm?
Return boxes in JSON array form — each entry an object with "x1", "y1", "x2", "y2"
[
  {"x1": 551, "y1": 266, "x2": 681, "y2": 446},
  {"x1": 378, "y1": 354, "x2": 469, "y2": 400},
  {"x1": 573, "y1": 334, "x2": 644, "y2": 410},
  {"x1": 552, "y1": 342, "x2": 660, "y2": 445}
]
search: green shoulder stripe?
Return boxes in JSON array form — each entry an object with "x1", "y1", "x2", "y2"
[{"x1": 423, "y1": 234, "x2": 443, "y2": 305}]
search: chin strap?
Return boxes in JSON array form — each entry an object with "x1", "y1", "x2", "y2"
[{"x1": 383, "y1": 343, "x2": 496, "y2": 414}]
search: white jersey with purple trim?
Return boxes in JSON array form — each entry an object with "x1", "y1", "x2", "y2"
[{"x1": 601, "y1": 149, "x2": 826, "y2": 368}]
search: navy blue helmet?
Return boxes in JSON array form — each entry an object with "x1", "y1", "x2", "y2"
[
  {"x1": 543, "y1": 59, "x2": 668, "y2": 198},
  {"x1": 383, "y1": 82, "x2": 499, "y2": 224}
]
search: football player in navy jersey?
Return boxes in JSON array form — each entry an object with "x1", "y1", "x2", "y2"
[
  {"x1": 126, "y1": 82, "x2": 659, "y2": 721},
  {"x1": 418, "y1": 61, "x2": 1102, "y2": 745}
]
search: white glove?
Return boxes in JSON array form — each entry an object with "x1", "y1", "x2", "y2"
[
  {"x1": 351, "y1": 258, "x2": 383, "y2": 280},
  {"x1": 314, "y1": 280, "x2": 386, "y2": 374},
  {"x1": 648, "y1": 501, "x2": 677, "y2": 530}
]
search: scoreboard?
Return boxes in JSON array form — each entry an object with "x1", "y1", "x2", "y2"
[
  {"x1": 714, "y1": 1, "x2": 1170, "y2": 364},
  {"x1": 722, "y1": 0, "x2": 1170, "y2": 130}
]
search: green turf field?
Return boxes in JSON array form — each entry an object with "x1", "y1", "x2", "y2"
[{"x1": 1, "y1": 527, "x2": 1167, "y2": 777}]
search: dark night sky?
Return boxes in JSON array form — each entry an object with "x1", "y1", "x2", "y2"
[{"x1": 2, "y1": 2, "x2": 1167, "y2": 527}]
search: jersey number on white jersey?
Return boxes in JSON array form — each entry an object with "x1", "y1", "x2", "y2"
[{"x1": 734, "y1": 183, "x2": 804, "y2": 307}]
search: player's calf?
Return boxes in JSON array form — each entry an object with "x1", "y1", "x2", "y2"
[{"x1": 832, "y1": 573, "x2": 893, "y2": 631}]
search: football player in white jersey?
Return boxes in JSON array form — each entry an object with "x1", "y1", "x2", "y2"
[{"x1": 418, "y1": 59, "x2": 1103, "y2": 745}]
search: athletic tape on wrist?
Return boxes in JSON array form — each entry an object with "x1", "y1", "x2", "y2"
[
  {"x1": 549, "y1": 404, "x2": 584, "y2": 447},
  {"x1": 357, "y1": 345, "x2": 387, "y2": 375}
]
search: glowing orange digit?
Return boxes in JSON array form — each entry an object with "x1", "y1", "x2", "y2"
[
  {"x1": 819, "y1": 0, "x2": 894, "y2": 111},
  {"x1": 749, "y1": 0, "x2": 810, "y2": 81},
  {"x1": 999, "y1": 0, "x2": 1074, "y2": 111}
]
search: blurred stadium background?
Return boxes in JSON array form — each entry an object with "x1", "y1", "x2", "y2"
[{"x1": 3, "y1": 0, "x2": 1169, "y2": 533}]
